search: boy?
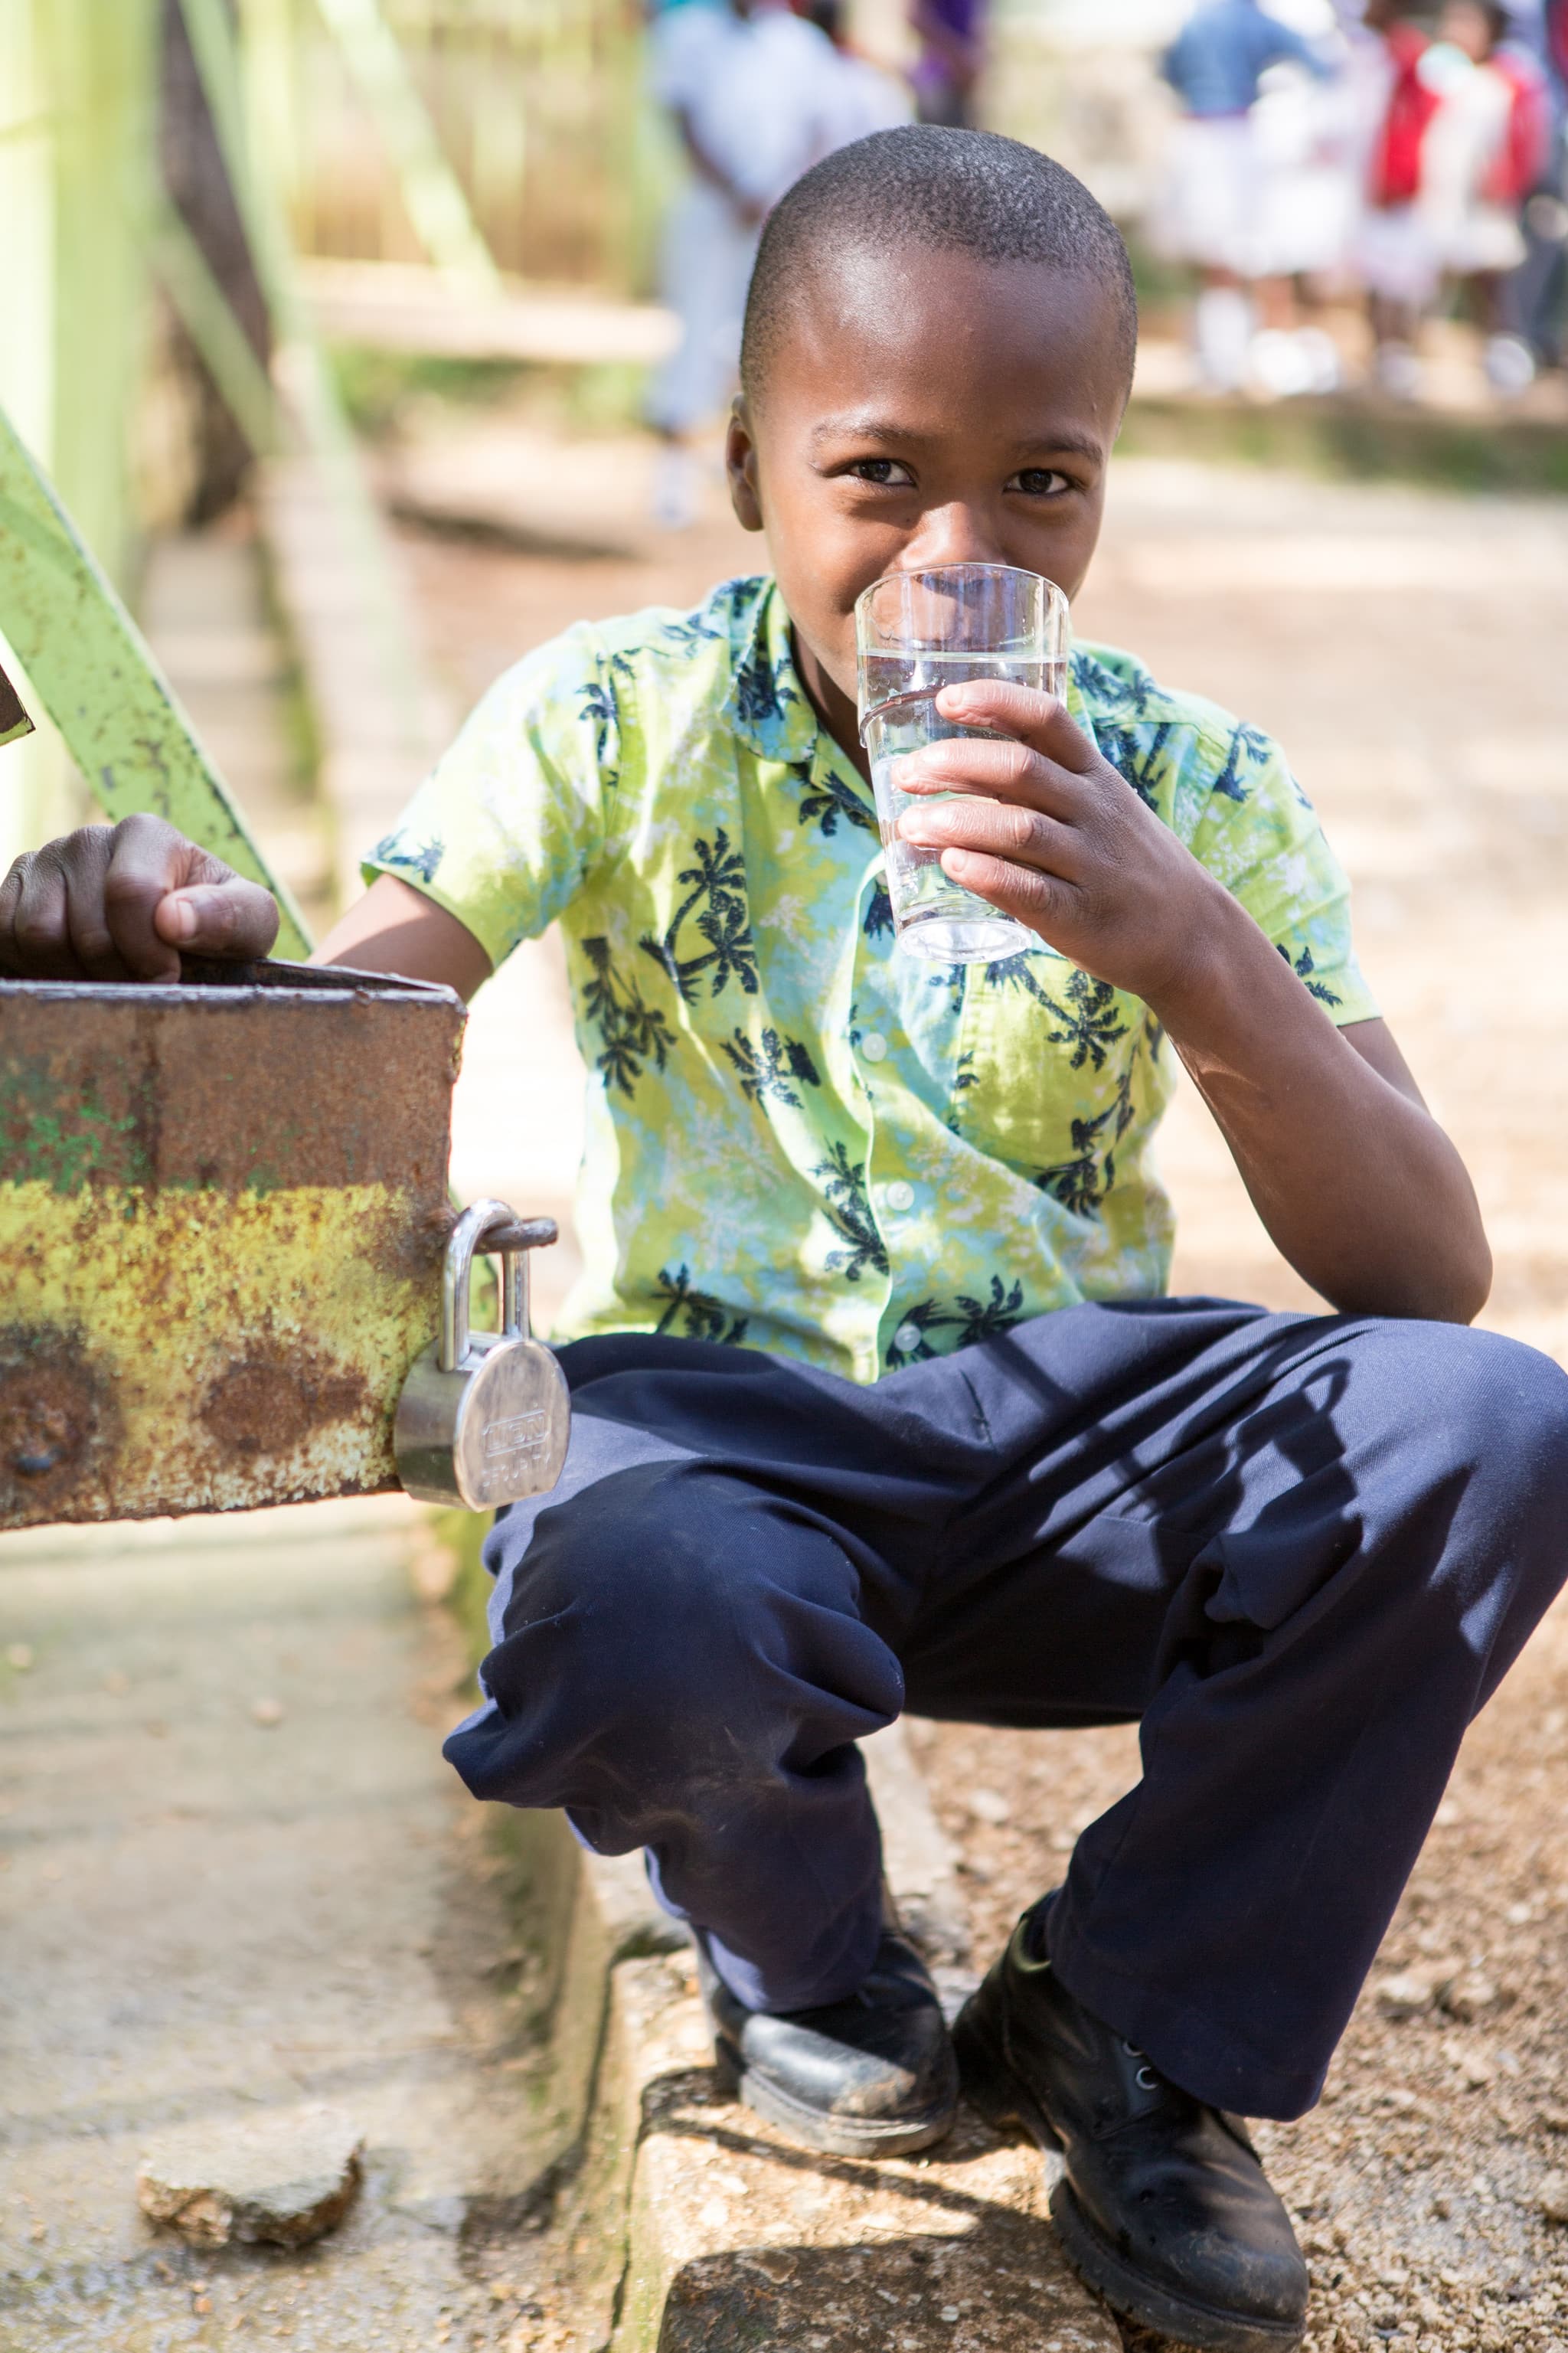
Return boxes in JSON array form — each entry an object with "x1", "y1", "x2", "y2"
[{"x1": 6, "y1": 129, "x2": 1567, "y2": 2353}]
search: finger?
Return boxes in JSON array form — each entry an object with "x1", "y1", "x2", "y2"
[
  {"x1": 63, "y1": 830, "x2": 135, "y2": 981},
  {"x1": 100, "y1": 815, "x2": 205, "y2": 980},
  {"x1": 933, "y1": 678, "x2": 1098, "y2": 772},
  {"x1": 153, "y1": 877, "x2": 279, "y2": 963},
  {"x1": 893, "y1": 734, "x2": 1088, "y2": 818},
  {"x1": 897, "y1": 793, "x2": 1086, "y2": 880},
  {"x1": 0, "y1": 858, "x2": 26, "y2": 974},
  {"x1": 936, "y1": 844, "x2": 1076, "y2": 936},
  {"x1": 8, "y1": 851, "x2": 81, "y2": 979}
]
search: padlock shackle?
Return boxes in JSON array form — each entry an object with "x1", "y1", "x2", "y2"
[{"x1": 440, "y1": 1199, "x2": 558, "y2": 1373}]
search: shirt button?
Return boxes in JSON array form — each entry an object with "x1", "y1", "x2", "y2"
[
  {"x1": 893, "y1": 1323, "x2": 922, "y2": 1354},
  {"x1": 886, "y1": 1180, "x2": 915, "y2": 1213},
  {"x1": 861, "y1": 1031, "x2": 888, "y2": 1063}
]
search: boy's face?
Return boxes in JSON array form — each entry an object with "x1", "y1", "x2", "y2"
[{"x1": 727, "y1": 245, "x2": 1130, "y2": 747}]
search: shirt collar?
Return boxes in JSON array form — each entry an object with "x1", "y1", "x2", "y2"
[
  {"x1": 722, "y1": 574, "x2": 1102, "y2": 771},
  {"x1": 1064, "y1": 645, "x2": 1102, "y2": 757},
  {"x1": 721, "y1": 579, "x2": 820, "y2": 765}
]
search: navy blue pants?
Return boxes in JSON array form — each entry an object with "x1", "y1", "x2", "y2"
[{"x1": 444, "y1": 1300, "x2": 1568, "y2": 2120}]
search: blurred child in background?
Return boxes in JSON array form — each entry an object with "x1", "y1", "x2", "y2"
[
  {"x1": 645, "y1": 0, "x2": 910, "y2": 526},
  {"x1": 908, "y1": 0, "x2": 987, "y2": 127},
  {"x1": 1509, "y1": 0, "x2": 1568, "y2": 368},
  {"x1": 1154, "y1": 0, "x2": 1337, "y2": 391},
  {"x1": 1247, "y1": 0, "x2": 1357, "y2": 394},
  {"x1": 645, "y1": 0, "x2": 840, "y2": 525},
  {"x1": 1354, "y1": 0, "x2": 1446, "y2": 394},
  {"x1": 1357, "y1": 0, "x2": 1549, "y2": 394},
  {"x1": 798, "y1": 0, "x2": 911, "y2": 155},
  {"x1": 1424, "y1": 0, "x2": 1550, "y2": 388}
]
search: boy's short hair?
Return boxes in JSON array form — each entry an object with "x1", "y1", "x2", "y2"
[{"x1": 740, "y1": 126, "x2": 1139, "y2": 404}]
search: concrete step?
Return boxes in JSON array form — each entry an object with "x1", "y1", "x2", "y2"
[
  {"x1": 0, "y1": 1498, "x2": 573, "y2": 2351},
  {"x1": 541, "y1": 1726, "x2": 1121, "y2": 2353},
  {"x1": 597, "y1": 1953, "x2": 1119, "y2": 2353}
]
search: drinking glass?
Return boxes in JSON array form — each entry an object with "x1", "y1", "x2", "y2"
[{"x1": 856, "y1": 563, "x2": 1069, "y2": 965}]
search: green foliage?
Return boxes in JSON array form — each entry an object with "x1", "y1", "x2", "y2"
[
  {"x1": 1119, "y1": 227, "x2": 1195, "y2": 320},
  {"x1": 327, "y1": 345, "x2": 650, "y2": 440},
  {"x1": 1120, "y1": 396, "x2": 1568, "y2": 500},
  {"x1": 555, "y1": 361, "x2": 651, "y2": 435},
  {"x1": 327, "y1": 346, "x2": 526, "y2": 437}
]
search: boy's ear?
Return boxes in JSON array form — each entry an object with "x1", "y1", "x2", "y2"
[{"x1": 725, "y1": 400, "x2": 765, "y2": 534}]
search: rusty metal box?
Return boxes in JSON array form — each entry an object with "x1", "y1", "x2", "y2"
[{"x1": 0, "y1": 959, "x2": 466, "y2": 1528}]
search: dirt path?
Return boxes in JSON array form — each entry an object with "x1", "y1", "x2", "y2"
[{"x1": 389, "y1": 412, "x2": 1568, "y2": 2353}]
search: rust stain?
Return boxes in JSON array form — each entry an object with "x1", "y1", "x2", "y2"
[
  {"x1": 2, "y1": 1180, "x2": 434, "y2": 1525},
  {"x1": 0, "y1": 961, "x2": 466, "y2": 1525},
  {"x1": 0, "y1": 1325, "x2": 120, "y2": 1518},
  {"x1": 200, "y1": 1348, "x2": 371, "y2": 1460},
  {"x1": 373, "y1": 1195, "x2": 460, "y2": 1286},
  {"x1": 0, "y1": 964, "x2": 462, "y2": 1200}
]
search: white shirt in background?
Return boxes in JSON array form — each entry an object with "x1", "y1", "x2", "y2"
[{"x1": 655, "y1": 2, "x2": 844, "y2": 211}]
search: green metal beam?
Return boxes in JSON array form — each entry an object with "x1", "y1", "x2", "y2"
[
  {"x1": 0, "y1": 401, "x2": 311, "y2": 957},
  {"x1": 177, "y1": 0, "x2": 428, "y2": 759},
  {"x1": 175, "y1": 0, "x2": 297, "y2": 330},
  {"x1": 151, "y1": 196, "x2": 287, "y2": 459},
  {"x1": 311, "y1": 0, "x2": 503, "y2": 296}
]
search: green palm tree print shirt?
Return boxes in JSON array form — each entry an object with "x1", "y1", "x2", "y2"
[{"x1": 367, "y1": 575, "x2": 1376, "y2": 1384}]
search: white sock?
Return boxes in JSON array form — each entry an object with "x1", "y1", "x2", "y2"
[
  {"x1": 1194, "y1": 287, "x2": 1254, "y2": 391},
  {"x1": 1484, "y1": 334, "x2": 1535, "y2": 397}
]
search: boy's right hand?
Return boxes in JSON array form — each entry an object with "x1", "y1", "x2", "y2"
[{"x1": 0, "y1": 815, "x2": 279, "y2": 983}]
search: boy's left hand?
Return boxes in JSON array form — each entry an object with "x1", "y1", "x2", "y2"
[{"x1": 893, "y1": 679, "x2": 1230, "y2": 1011}]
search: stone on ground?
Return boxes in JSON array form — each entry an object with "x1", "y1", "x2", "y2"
[{"x1": 137, "y1": 2107, "x2": 363, "y2": 2247}]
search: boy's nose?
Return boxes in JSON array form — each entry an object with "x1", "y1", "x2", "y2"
[{"x1": 898, "y1": 505, "x2": 1007, "y2": 574}]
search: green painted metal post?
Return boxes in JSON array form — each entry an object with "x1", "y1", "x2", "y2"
[
  {"x1": 312, "y1": 0, "x2": 504, "y2": 295},
  {"x1": 1, "y1": 0, "x2": 166, "y2": 868},
  {"x1": 151, "y1": 195, "x2": 287, "y2": 461},
  {"x1": 0, "y1": 403, "x2": 311, "y2": 957},
  {"x1": 178, "y1": 0, "x2": 430, "y2": 765}
]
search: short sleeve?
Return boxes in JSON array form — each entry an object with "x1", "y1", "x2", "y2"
[
  {"x1": 1188, "y1": 728, "x2": 1380, "y2": 1028},
  {"x1": 361, "y1": 626, "x2": 613, "y2": 969},
  {"x1": 1264, "y1": 18, "x2": 1331, "y2": 77},
  {"x1": 648, "y1": 5, "x2": 726, "y2": 111}
]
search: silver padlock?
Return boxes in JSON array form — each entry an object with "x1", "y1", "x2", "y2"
[{"x1": 394, "y1": 1198, "x2": 571, "y2": 1509}]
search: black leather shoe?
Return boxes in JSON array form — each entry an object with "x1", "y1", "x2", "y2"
[
  {"x1": 698, "y1": 1927, "x2": 959, "y2": 2159},
  {"x1": 953, "y1": 1900, "x2": 1308, "y2": 2353}
]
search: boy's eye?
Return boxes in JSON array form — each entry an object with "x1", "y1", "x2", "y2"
[
  {"x1": 1008, "y1": 468, "x2": 1072, "y2": 498},
  {"x1": 846, "y1": 459, "x2": 916, "y2": 488}
]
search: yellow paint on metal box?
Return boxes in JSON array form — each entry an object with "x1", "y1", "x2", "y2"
[{"x1": 0, "y1": 959, "x2": 465, "y2": 1528}]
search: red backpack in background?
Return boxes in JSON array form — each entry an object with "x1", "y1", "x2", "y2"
[
  {"x1": 1483, "y1": 48, "x2": 1553, "y2": 206},
  {"x1": 1371, "y1": 24, "x2": 1441, "y2": 208}
]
